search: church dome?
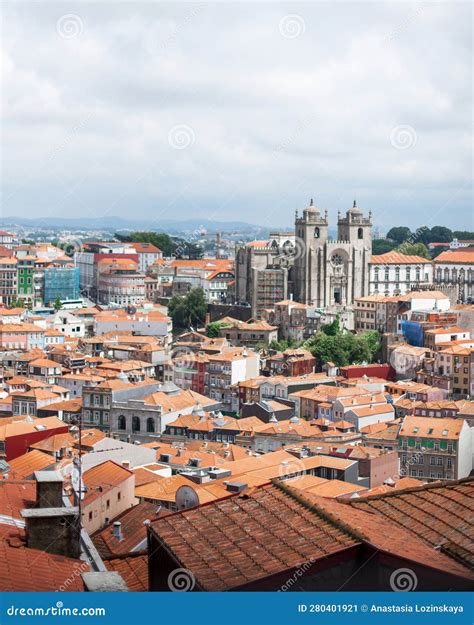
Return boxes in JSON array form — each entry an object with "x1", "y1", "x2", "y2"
[
  {"x1": 303, "y1": 198, "x2": 321, "y2": 220},
  {"x1": 348, "y1": 200, "x2": 363, "y2": 215}
]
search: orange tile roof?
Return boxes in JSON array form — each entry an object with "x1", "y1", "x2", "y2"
[
  {"x1": 105, "y1": 554, "x2": 148, "y2": 591},
  {"x1": 348, "y1": 478, "x2": 474, "y2": 568},
  {"x1": 371, "y1": 252, "x2": 432, "y2": 264},
  {"x1": 400, "y1": 415, "x2": 466, "y2": 440},
  {"x1": 82, "y1": 460, "x2": 133, "y2": 504},
  {"x1": 93, "y1": 502, "x2": 167, "y2": 558},
  {"x1": 0, "y1": 481, "x2": 36, "y2": 522},
  {"x1": 435, "y1": 250, "x2": 474, "y2": 264},
  {"x1": 6, "y1": 450, "x2": 55, "y2": 479},
  {"x1": 0, "y1": 543, "x2": 88, "y2": 591}
]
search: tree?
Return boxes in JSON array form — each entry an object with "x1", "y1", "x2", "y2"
[
  {"x1": 206, "y1": 321, "x2": 230, "y2": 338},
  {"x1": 115, "y1": 231, "x2": 176, "y2": 256},
  {"x1": 168, "y1": 288, "x2": 207, "y2": 330},
  {"x1": 428, "y1": 226, "x2": 452, "y2": 243},
  {"x1": 453, "y1": 231, "x2": 474, "y2": 240},
  {"x1": 397, "y1": 241, "x2": 430, "y2": 259},
  {"x1": 321, "y1": 317, "x2": 340, "y2": 336},
  {"x1": 372, "y1": 239, "x2": 396, "y2": 255},
  {"x1": 269, "y1": 338, "x2": 301, "y2": 352},
  {"x1": 386, "y1": 227, "x2": 412, "y2": 245},
  {"x1": 304, "y1": 329, "x2": 380, "y2": 369},
  {"x1": 53, "y1": 297, "x2": 63, "y2": 311}
]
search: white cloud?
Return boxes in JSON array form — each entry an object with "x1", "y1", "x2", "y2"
[{"x1": 1, "y1": 1, "x2": 472, "y2": 231}]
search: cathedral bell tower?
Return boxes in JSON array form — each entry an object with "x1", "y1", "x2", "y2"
[{"x1": 293, "y1": 199, "x2": 328, "y2": 305}]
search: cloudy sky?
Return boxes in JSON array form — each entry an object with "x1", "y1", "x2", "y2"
[{"x1": 1, "y1": 1, "x2": 472, "y2": 231}]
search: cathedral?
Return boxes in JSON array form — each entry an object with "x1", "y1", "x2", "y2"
[
  {"x1": 235, "y1": 198, "x2": 372, "y2": 315},
  {"x1": 293, "y1": 199, "x2": 372, "y2": 307}
]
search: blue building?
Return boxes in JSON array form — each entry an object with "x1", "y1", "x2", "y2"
[{"x1": 43, "y1": 267, "x2": 80, "y2": 305}]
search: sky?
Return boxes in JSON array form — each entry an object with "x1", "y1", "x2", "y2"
[{"x1": 1, "y1": 1, "x2": 473, "y2": 232}]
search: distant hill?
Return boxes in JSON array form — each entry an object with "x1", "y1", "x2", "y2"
[{"x1": 0, "y1": 216, "x2": 283, "y2": 234}]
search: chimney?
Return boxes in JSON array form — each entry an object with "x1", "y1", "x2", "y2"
[
  {"x1": 112, "y1": 521, "x2": 123, "y2": 541},
  {"x1": 21, "y1": 472, "x2": 80, "y2": 559},
  {"x1": 122, "y1": 460, "x2": 130, "y2": 470},
  {"x1": 35, "y1": 470, "x2": 64, "y2": 508}
]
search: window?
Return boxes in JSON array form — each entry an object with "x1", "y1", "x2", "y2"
[
  {"x1": 118, "y1": 415, "x2": 126, "y2": 430},
  {"x1": 132, "y1": 416, "x2": 140, "y2": 432},
  {"x1": 117, "y1": 492, "x2": 121, "y2": 501},
  {"x1": 147, "y1": 418, "x2": 155, "y2": 433},
  {"x1": 358, "y1": 227, "x2": 363, "y2": 239}
]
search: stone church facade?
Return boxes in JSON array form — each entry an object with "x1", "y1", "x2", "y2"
[
  {"x1": 235, "y1": 199, "x2": 372, "y2": 314},
  {"x1": 293, "y1": 199, "x2": 372, "y2": 307}
]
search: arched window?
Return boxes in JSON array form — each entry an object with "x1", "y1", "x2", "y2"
[
  {"x1": 147, "y1": 418, "x2": 155, "y2": 433},
  {"x1": 314, "y1": 227, "x2": 320, "y2": 238},
  {"x1": 358, "y1": 227, "x2": 363, "y2": 239},
  {"x1": 132, "y1": 416, "x2": 140, "y2": 432},
  {"x1": 118, "y1": 415, "x2": 126, "y2": 430}
]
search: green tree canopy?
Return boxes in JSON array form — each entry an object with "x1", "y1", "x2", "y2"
[
  {"x1": 397, "y1": 241, "x2": 431, "y2": 259},
  {"x1": 53, "y1": 297, "x2": 63, "y2": 311},
  {"x1": 304, "y1": 329, "x2": 380, "y2": 369},
  {"x1": 452, "y1": 231, "x2": 474, "y2": 240},
  {"x1": 428, "y1": 226, "x2": 452, "y2": 243},
  {"x1": 114, "y1": 231, "x2": 203, "y2": 259},
  {"x1": 386, "y1": 227, "x2": 412, "y2": 245},
  {"x1": 372, "y1": 239, "x2": 397, "y2": 255},
  {"x1": 169, "y1": 288, "x2": 207, "y2": 330},
  {"x1": 206, "y1": 320, "x2": 231, "y2": 338}
]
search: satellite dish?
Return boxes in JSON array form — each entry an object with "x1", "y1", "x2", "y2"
[{"x1": 175, "y1": 485, "x2": 200, "y2": 510}]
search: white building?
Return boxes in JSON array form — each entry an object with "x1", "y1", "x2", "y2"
[
  {"x1": 48, "y1": 310, "x2": 86, "y2": 338},
  {"x1": 345, "y1": 403, "x2": 395, "y2": 430},
  {"x1": 128, "y1": 242, "x2": 163, "y2": 273},
  {"x1": 206, "y1": 348, "x2": 260, "y2": 411},
  {"x1": 93, "y1": 308, "x2": 172, "y2": 347},
  {"x1": 370, "y1": 252, "x2": 433, "y2": 296},
  {"x1": 434, "y1": 249, "x2": 474, "y2": 303}
]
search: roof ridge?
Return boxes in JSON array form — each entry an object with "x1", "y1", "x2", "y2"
[
  {"x1": 273, "y1": 479, "x2": 367, "y2": 545},
  {"x1": 341, "y1": 476, "x2": 474, "y2": 503}
]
